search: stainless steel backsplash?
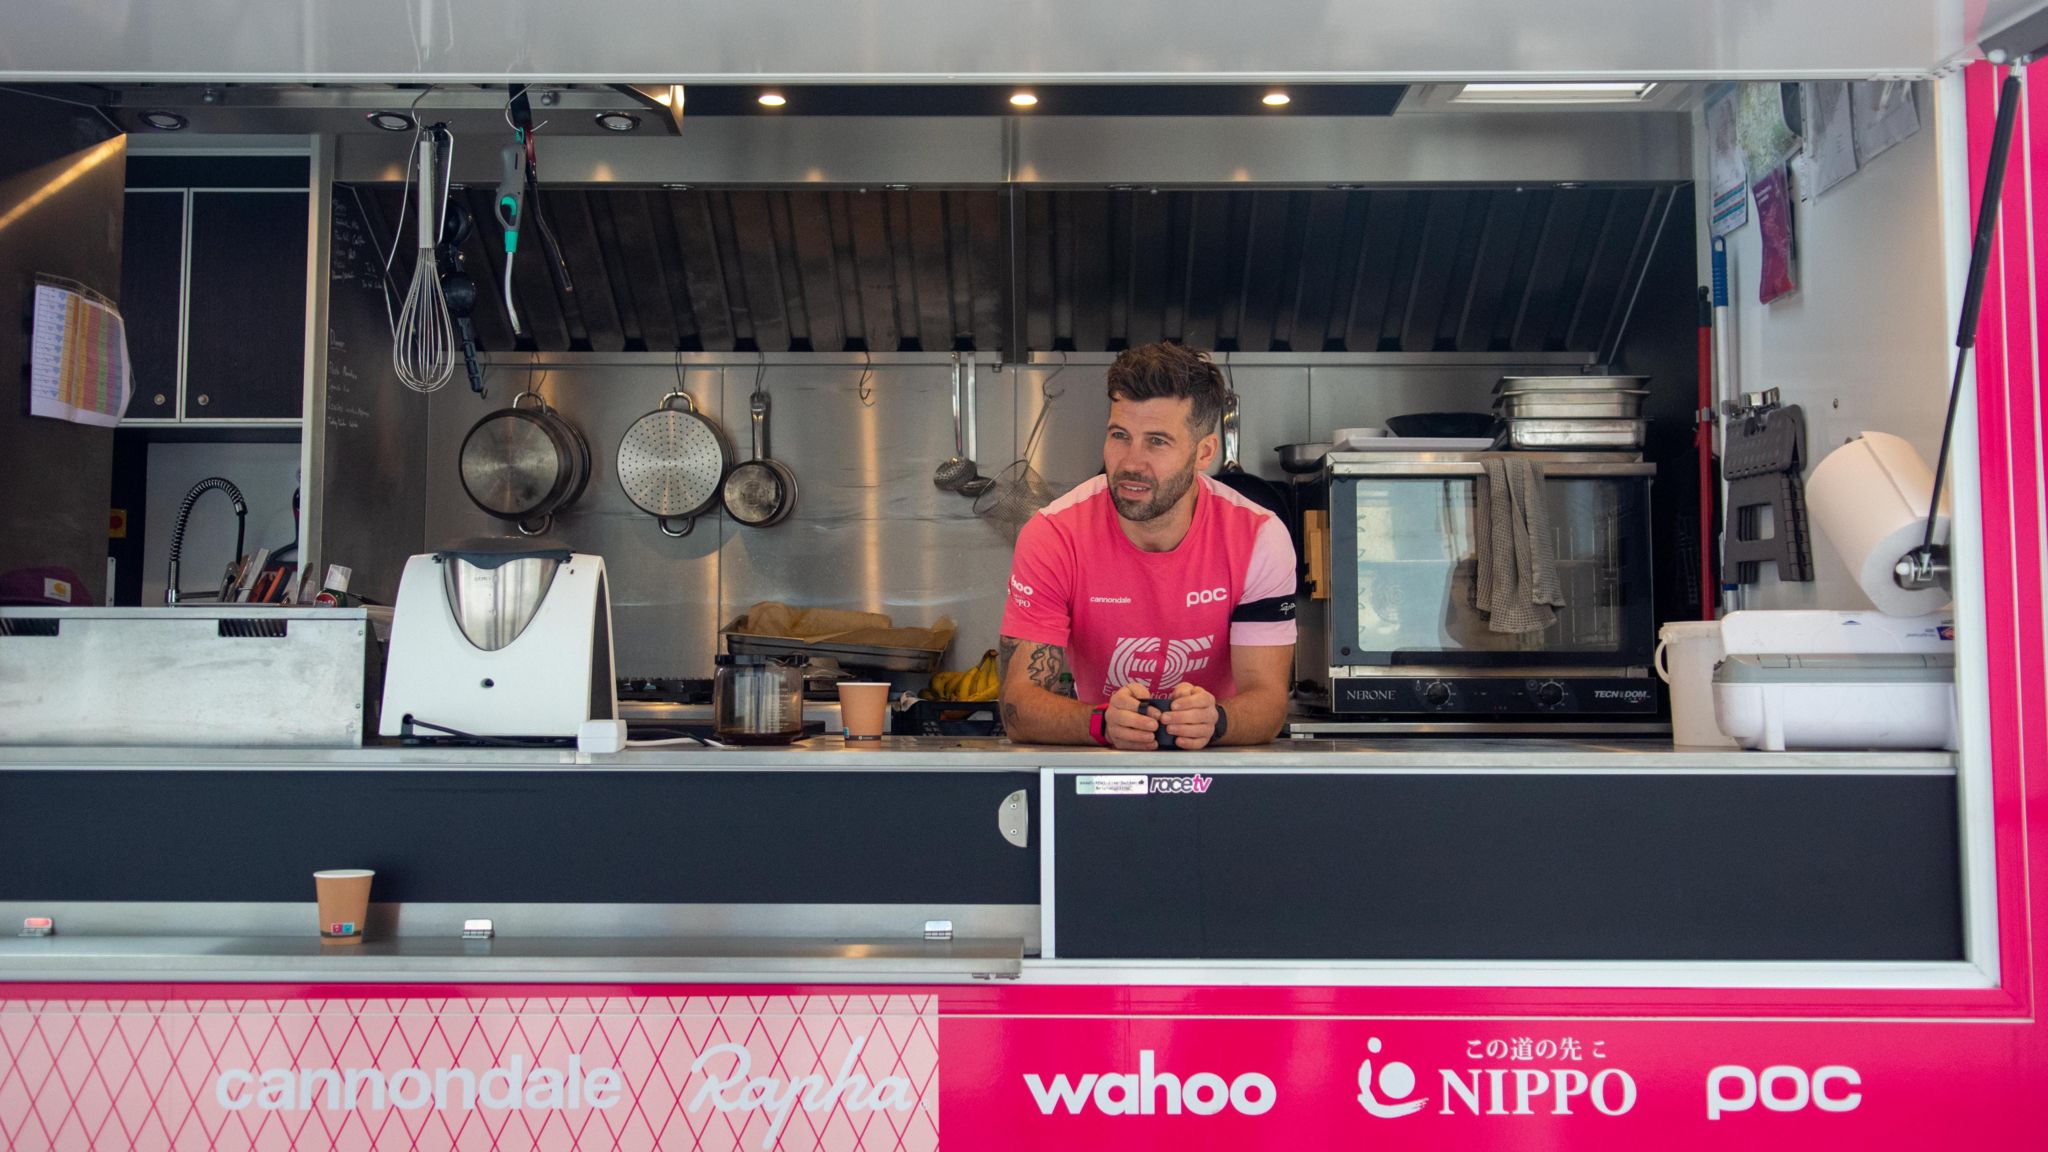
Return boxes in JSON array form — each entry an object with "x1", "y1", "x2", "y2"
[{"x1": 395, "y1": 353, "x2": 1575, "y2": 677}]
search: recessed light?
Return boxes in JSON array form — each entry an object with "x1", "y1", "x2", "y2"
[
  {"x1": 1453, "y1": 82, "x2": 1657, "y2": 104},
  {"x1": 1262, "y1": 92, "x2": 1291, "y2": 107},
  {"x1": 1009, "y1": 92, "x2": 1038, "y2": 108},
  {"x1": 365, "y1": 110, "x2": 414, "y2": 132},
  {"x1": 140, "y1": 110, "x2": 187, "y2": 131},
  {"x1": 758, "y1": 92, "x2": 787, "y2": 108},
  {"x1": 594, "y1": 111, "x2": 641, "y2": 132}
]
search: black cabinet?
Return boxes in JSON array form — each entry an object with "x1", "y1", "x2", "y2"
[
  {"x1": 119, "y1": 190, "x2": 184, "y2": 418},
  {"x1": 117, "y1": 178, "x2": 309, "y2": 424},
  {"x1": 184, "y1": 191, "x2": 308, "y2": 420}
]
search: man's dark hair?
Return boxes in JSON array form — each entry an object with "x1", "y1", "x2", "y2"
[{"x1": 1105, "y1": 342, "x2": 1229, "y2": 437}]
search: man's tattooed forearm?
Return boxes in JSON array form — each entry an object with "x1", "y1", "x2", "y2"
[
  {"x1": 1026, "y1": 643, "x2": 1075, "y2": 696},
  {"x1": 998, "y1": 636, "x2": 1020, "y2": 680},
  {"x1": 1002, "y1": 701, "x2": 1021, "y2": 729}
]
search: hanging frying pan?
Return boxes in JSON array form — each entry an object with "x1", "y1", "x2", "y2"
[
  {"x1": 722, "y1": 368, "x2": 798, "y2": 528},
  {"x1": 1215, "y1": 393, "x2": 1292, "y2": 521},
  {"x1": 617, "y1": 384, "x2": 730, "y2": 537},
  {"x1": 460, "y1": 390, "x2": 585, "y2": 535},
  {"x1": 1214, "y1": 391, "x2": 1304, "y2": 594}
]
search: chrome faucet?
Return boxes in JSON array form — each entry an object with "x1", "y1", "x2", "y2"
[{"x1": 165, "y1": 476, "x2": 247, "y2": 605}]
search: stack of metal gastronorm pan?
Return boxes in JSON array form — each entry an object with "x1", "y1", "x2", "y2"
[{"x1": 1493, "y1": 375, "x2": 1650, "y2": 450}]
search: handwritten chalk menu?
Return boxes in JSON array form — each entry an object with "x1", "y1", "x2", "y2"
[
  {"x1": 321, "y1": 188, "x2": 428, "y2": 604},
  {"x1": 28, "y1": 282, "x2": 134, "y2": 426}
]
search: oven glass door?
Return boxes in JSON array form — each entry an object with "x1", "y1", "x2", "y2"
[{"x1": 1331, "y1": 471, "x2": 1653, "y2": 666}]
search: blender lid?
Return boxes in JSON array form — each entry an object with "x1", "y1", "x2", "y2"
[{"x1": 434, "y1": 536, "x2": 573, "y2": 569}]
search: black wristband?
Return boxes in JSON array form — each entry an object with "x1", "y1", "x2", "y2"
[{"x1": 1213, "y1": 703, "x2": 1230, "y2": 744}]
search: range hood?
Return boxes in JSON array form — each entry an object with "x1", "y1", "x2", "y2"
[{"x1": 348, "y1": 183, "x2": 1681, "y2": 358}]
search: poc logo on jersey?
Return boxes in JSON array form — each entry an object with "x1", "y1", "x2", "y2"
[
  {"x1": 1024, "y1": 1050, "x2": 1274, "y2": 1117},
  {"x1": 1707, "y1": 1065, "x2": 1861, "y2": 1120},
  {"x1": 1185, "y1": 587, "x2": 1229, "y2": 607}
]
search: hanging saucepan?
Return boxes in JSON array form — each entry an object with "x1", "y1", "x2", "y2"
[
  {"x1": 722, "y1": 366, "x2": 798, "y2": 528},
  {"x1": 459, "y1": 390, "x2": 589, "y2": 536},
  {"x1": 617, "y1": 385, "x2": 730, "y2": 537}
]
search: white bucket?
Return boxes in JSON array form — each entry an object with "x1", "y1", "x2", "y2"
[{"x1": 1656, "y1": 620, "x2": 1738, "y2": 748}]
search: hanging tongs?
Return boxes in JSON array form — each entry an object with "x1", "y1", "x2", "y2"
[{"x1": 495, "y1": 85, "x2": 574, "y2": 340}]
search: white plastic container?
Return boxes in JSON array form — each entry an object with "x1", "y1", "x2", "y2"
[
  {"x1": 1710, "y1": 610, "x2": 1958, "y2": 752},
  {"x1": 1713, "y1": 654, "x2": 1957, "y2": 751},
  {"x1": 1654, "y1": 620, "x2": 1737, "y2": 748}
]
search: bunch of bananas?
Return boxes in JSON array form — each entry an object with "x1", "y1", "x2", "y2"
[{"x1": 926, "y1": 649, "x2": 1001, "y2": 701}]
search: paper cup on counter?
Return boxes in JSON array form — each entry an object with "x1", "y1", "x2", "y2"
[
  {"x1": 837, "y1": 683, "x2": 891, "y2": 740},
  {"x1": 314, "y1": 869, "x2": 374, "y2": 945}
]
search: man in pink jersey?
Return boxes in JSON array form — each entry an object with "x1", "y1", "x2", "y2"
[{"x1": 999, "y1": 343, "x2": 1297, "y2": 749}]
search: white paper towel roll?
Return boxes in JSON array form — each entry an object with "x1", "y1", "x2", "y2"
[{"x1": 1807, "y1": 431, "x2": 1952, "y2": 616}]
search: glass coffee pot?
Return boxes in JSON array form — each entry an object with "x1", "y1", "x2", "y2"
[{"x1": 713, "y1": 654, "x2": 804, "y2": 744}]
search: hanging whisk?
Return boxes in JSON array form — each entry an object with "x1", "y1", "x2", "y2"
[{"x1": 393, "y1": 126, "x2": 456, "y2": 392}]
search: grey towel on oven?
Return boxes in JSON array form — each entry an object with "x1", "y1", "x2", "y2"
[{"x1": 1473, "y1": 456, "x2": 1564, "y2": 633}]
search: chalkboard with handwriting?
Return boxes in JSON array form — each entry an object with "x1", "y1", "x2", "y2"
[{"x1": 321, "y1": 188, "x2": 426, "y2": 603}]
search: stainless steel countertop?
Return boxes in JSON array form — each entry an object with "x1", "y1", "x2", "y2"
[
  {"x1": 0, "y1": 934, "x2": 1023, "y2": 983},
  {"x1": 0, "y1": 737, "x2": 1956, "y2": 773}
]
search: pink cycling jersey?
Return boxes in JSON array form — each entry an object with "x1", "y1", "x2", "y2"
[{"x1": 1000, "y1": 473, "x2": 1297, "y2": 705}]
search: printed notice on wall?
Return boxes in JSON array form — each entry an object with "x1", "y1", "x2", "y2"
[
  {"x1": 1704, "y1": 85, "x2": 1749, "y2": 236},
  {"x1": 28, "y1": 280, "x2": 134, "y2": 427}
]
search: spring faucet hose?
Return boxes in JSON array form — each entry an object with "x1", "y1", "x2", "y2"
[{"x1": 166, "y1": 476, "x2": 248, "y2": 605}]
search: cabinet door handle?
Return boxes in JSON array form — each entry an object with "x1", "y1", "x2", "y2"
[
  {"x1": 152, "y1": 393, "x2": 166, "y2": 406},
  {"x1": 195, "y1": 394, "x2": 210, "y2": 407}
]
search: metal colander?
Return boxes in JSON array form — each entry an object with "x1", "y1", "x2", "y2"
[{"x1": 616, "y1": 390, "x2": 729, "y2": 537}]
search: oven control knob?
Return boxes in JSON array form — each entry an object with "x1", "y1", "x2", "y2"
[
  {"x1": 1422, "y1": 680, "x2": 1453, "y2": 708},
  {"x1": 1533, "y1": 680, "x2": 1567, "y2": 709}
]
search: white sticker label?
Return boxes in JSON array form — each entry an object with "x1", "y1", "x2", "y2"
[
  {"x1": 44, "y1": 578, "x2": 70, "y2": 602},
  {"x1": 1076, "y1": 775, "x2": 1149, "y2": 796}
]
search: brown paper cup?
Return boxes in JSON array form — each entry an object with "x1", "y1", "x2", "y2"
[
  {"x1": 314, "y1": 869, "x2": 374, "y2": 945},
  {"x1": 837, "y1": 682, "x2": 891, "y2": 740}
]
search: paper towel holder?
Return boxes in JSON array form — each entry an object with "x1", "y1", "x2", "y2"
[{"x1": 1892, "y1": 70, "x2": 2025, "y2": 600}]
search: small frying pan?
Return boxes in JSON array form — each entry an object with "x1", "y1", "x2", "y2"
[
  {"x1": 1215, "y1": 393, "x2": 1292, "y2": 521},
  {"x1": 1213, "y1": 392, "x2": 1304, "y2": 594},
  {"x1": 723, "y1": 382, "x2": 798, "y2": 528}
]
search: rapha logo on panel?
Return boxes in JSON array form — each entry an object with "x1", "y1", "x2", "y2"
[
  {"x1": 1024, "y1": 1050, "x2": 1275, "y2": 1117},
  {"x1": 1357, "y1": 1038, "x2": 1637, "y2": 1119},
  {"x1": 690, "y1": 1033, "x2": 917, "y2": 1150}
]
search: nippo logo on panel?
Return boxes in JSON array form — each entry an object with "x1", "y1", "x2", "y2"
[
  {"x1": 1024, "y1": 1050, "x2": 1275, "y2": 1116},
  {"x1": 1357, "y1": 1036, "x2": 1638, "y2": 1119}
]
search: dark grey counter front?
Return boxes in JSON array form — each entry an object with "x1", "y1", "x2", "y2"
[
  {"x1": 1047, "y1": 768, "x2": 1961, "y2": 962},
  {"x1": 0, "y1": 739, "x2": 1961, "y2": 982},
  {"x1": 1, "y1": 766, "x2": 1038, "y2": 907}
]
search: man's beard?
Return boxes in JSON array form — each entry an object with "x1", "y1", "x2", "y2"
[{"x1": 1109, "y1": 456, "x2": 1199, "y2": 523}]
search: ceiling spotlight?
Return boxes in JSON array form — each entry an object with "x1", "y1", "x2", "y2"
[
  {"x1": 365, "y1": 110, "x2": 414, "y2": 132},
  {"x1": 1262, "y1": 92, "x2": 1291, "y2": 107},
  {"x1": 594, "y1": 110, "x2": 642, "y2": 132},
  {"x1": 1009, "y1": 92, "x2": 1038, "y2": 108},
  {"x1": 140, "y1": 110, "x2": 188, "y2": 131},
  {"x1": 758, "y1": 92, "x2": 787, "y2": 108}
]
